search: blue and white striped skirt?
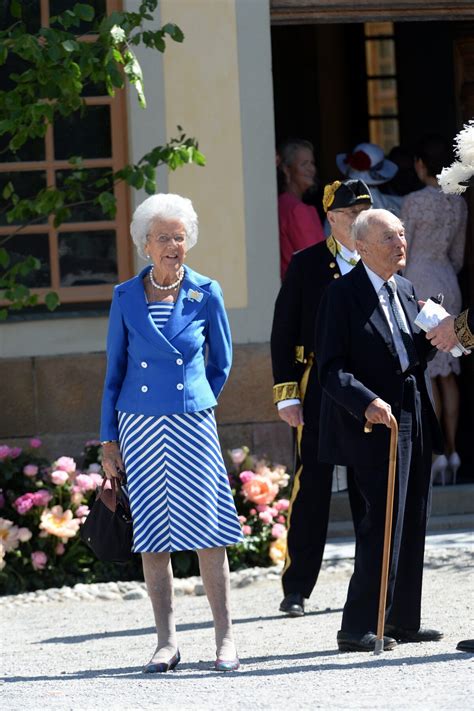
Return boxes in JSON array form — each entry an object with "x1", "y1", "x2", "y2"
[{"x1": 118, "y1": 408, "x2": 243, "y2": 553}]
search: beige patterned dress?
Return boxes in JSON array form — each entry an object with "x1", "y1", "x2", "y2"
[{"x1": 402, "y1": 185, "x2": 467, "y2": 378}]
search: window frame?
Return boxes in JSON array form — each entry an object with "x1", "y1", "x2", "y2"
[
  {"x1": 0, "y1": 0, "x2": 133, "y2": 306},
  {"x1": 364, "y1": 22, "x2": 400, "y2": 153}
]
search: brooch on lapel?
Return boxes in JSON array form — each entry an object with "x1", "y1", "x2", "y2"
[{"x1": 186, "y1": 288, "x2": 203, "y2": 302}]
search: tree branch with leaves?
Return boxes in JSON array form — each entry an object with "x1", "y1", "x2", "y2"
[{"x1": 0, "y1": 0, "x2": 205, "y2": 319}]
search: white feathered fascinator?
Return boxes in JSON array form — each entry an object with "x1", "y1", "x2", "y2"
[{"x1": 438, "y1": 119, "x2": 474, "y2": 194}]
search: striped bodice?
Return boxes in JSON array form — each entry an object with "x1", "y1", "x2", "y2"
[{"x1": 148, "y1": 301, "x2": 174, "y2": 330}]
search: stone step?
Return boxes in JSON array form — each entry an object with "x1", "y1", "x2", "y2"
[
  {"x1": 327, "y1": 512, "x2": 474, "y2": 539},
  {"x1": 329, "y1": 483, "x2": 474, "y2": 522}
]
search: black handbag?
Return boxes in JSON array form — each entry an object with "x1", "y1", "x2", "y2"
[{"x1": 80, "y1": 477, "x2": 133, "y2": 562}]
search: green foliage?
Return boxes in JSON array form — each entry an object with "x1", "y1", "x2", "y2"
[{"x1": 0, "y1": 0, "x2": 205, "y2": 319}]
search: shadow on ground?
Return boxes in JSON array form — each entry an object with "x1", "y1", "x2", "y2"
[
  {"x1": 2, "y1": 651, "x2": 468, "y2": 684},
  {"x1": 36, "y1": 608, "x2": 343, "y2": 645}
]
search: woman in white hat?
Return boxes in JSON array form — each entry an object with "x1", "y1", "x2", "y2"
[{"x1": 336, "y1": 142, "x2": 402, "y2": 216}]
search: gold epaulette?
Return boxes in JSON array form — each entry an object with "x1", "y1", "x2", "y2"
[
  {"x1": 454, "y1": 309, "x2": 474, "y2": 349},
  {"x1": 273, "y1": 382, "x2": 300, "y2": 404},
  {"x1": 326, "y1": 235, "x2": 338, "y2": 258}
]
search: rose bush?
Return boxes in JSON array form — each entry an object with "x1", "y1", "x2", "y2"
[
  {"x1": 0, "y1": 439, "x2": 141, "y2": 594},
  {"x1": 0, "y1": 441, "x2": 289, "y2": 593},
  {"x1": 225, "y1": 447, "x2": 290, "y2": 572}
]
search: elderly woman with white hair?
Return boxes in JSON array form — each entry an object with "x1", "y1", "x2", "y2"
[{"x1": 100, "y1": 193, "x2": 243, "y2": 673}]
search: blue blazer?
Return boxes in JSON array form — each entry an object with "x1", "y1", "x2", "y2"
[{"x1": 100, "y1": 265, "x2": 232, "y2": 441}]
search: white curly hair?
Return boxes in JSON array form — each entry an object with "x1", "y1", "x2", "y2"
[{"x1": 130, "y1": 193, "x2": 199, "y2": 258}]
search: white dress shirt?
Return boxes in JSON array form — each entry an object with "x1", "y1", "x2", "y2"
[
  {"x1": 363, "y1": 263, "x2": 411, "y2": 372},
  {"x1": 335, "y1": 240, "x2": 359, "y2": 276}
]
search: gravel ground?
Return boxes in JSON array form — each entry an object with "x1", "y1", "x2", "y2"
[{"x1": 1, "y1": 541, "x2": 473, "y2": 711}]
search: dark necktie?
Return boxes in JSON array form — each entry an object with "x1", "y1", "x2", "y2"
[{"x1": 384, "y1": 281, "x2": 419, "y2": 370}]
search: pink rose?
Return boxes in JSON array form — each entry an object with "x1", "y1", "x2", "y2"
[
  {"x1": 249, "y1": 508, "x2": 256, "y2": 515},
  {"x1": 0, "y1": 446, "x2": 11, "y2": 460},
  {"x1": 242, "y1": 525, "x2": 252, "y2": 536},
  {"x1": 75, "y1": 505, "x2": 90, "y2": 519},
  {"x1": 32, "y1": 490, "x2": 52, "y2": 507},
  {"x1": 275, "y1": 499, "x2": 289, "y2": 512},
  {"x1": 256, "y1": 504, "x2": 268, "y2": 513},
  {"x1": 277, "y1": 515, "x2": 286, "y2": 523},
  {"x1": 30, "y1": 438, "x2": 42, "y2": 449},
  {"x1": 18, "y1": 527, "x2": 32, "y2": 542},
  {"x1": 31, "y1": 551, "x2": 48, "y2": 570},
  {"x1": 54, "y1": 456, "x2": 76, "y2": 474},
  {"x1": 13, "y1": 493, "x2": 35, "y2": 515},
  {"x1": 9, "y1": 447, "x2": 22, "y2": 459},
  {"x1": 239, "y1": 470, "x2": 255, "y2": 484},
  {"x1": 238, "y1": 515, "x2": 247, "y2": 524},
  {"x1": 75, "y1": 474, "x2": 95, "y2": 492},
  {"x1": 259, "y1": 510, "x2": 273, "y2": 525},
  {"x1": 89, "y1": 473, "x2": 103, "y2": 488},
  {"x1": 23, "y1": 464, "x2": 39, "y2": 477},
  {"x1": 55, "y1": 542, "x2": 65, "y2": 555},
  {"x1": 271, "y1": 523, "x2": 287, "y2": 539},
  {"x1": 71, "y1": 490, "x2": 84, "y2": 506},
  {"x1": 51, "y1": 470, "x2": 69, "y2": 486}
]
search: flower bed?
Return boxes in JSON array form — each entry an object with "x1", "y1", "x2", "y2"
[{"x1": 0, "y1": 442, "x2": 289, "y2": 594}]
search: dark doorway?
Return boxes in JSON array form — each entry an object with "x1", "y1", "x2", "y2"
[{"x1": 271, "y1": 19, "x2": 474, "y2": 481}]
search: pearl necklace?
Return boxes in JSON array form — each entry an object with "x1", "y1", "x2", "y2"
[{"x1": 149, "y1": 266, "x2": 184, "y2": 291}]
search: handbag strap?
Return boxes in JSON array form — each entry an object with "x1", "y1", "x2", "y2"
[{"x1": 96, "y1": 476, "x2": 122, "y2": 509}]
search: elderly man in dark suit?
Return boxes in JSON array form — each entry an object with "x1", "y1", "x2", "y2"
[
  {"x1": 316, "y1": 208, "x2": 443, "y2": 652},
  {"x1": 271, "y1": 179, "x2": 371, "y2": 617}
]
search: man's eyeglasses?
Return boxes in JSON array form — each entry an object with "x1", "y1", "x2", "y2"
[
  {"x1": 332, "y1": 207, "x2": 369, "y2": 218},
  {"x1": 148, "y1": 234, "x2": 186, "y2": 245}
]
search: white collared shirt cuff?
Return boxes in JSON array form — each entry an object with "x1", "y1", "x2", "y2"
[{"x1": 277, "y1": 398, "x2": 301, "y2": 410}]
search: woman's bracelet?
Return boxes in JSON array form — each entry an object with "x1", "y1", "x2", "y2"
[{"x1": 101, "y1": 440, "x2": 118, "y2": 446}]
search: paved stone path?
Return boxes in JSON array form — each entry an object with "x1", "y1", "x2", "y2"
[{"x1": 1, "y1": 531, "x2": 473, "y2": 710}]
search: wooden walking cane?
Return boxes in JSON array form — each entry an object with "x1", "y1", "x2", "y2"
[{"x1": 364, "y1": 413, "x2": 399, "y2": 655}]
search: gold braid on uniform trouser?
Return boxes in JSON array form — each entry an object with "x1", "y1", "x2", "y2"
[
  {"x1": 282, "y1": 353, "x2": 315, "y2": 576},
  {"x1": 454, "y1": 309, "x2": 474, "y2": 349}
]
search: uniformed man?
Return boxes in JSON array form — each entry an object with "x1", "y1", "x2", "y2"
[{"x1": 271, "y1": 179, "x2": 372, "y2": 616}]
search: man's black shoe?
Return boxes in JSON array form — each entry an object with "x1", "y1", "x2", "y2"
[
  {"x1": 279, "y1": 593, "x2": 305, "y2": 617},
  {"x1": 456, "y1": 639, "x2": 474, "y2": 652},
  {"x1": 385, "y1": 625, "x2": 443, "y2": 643},
  {"x1": 337, "y1": 630, "x2": 397, "y2": 652}
]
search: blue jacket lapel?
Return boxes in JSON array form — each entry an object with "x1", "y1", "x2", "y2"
[
  {"x1": 118, "y1": 267, "x2": 180, "y2": 353},
  {"x1": 162, "y1": 268, "x2": 210, "y2": 342}
]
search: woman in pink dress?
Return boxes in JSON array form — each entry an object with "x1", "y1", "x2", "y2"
[
  {"x1": 277, "y1": 139, "x2": 325, "y2": 279},
  {"x1": 402, "y1": 135, "x2": 467, "y2": 484}
]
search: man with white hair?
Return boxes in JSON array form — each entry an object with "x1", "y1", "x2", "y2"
[{"x1": 315, "y1": 209, "x2": 443, "y2": 652}]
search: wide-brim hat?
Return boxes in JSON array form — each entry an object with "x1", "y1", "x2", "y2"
[
  {"x1": 323, "y1": 179, "x2": 373, "y2": 213},
  {"x1": 336, "y1": 142, "x2": 398, "y2": 186}
]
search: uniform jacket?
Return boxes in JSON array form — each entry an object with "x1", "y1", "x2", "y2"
[
  {"x1": 315, "y1": 261, "x2": 442, "y2": 466},
  {"x1": 270, "y1": 238, "x2": 342, "y2": 426},
  {"x1": 454, "y1": 306, "x2": 474, "y2": 349},
  {"x1": 100, "y1": 265, "x2": 232, "y2": 441}
]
